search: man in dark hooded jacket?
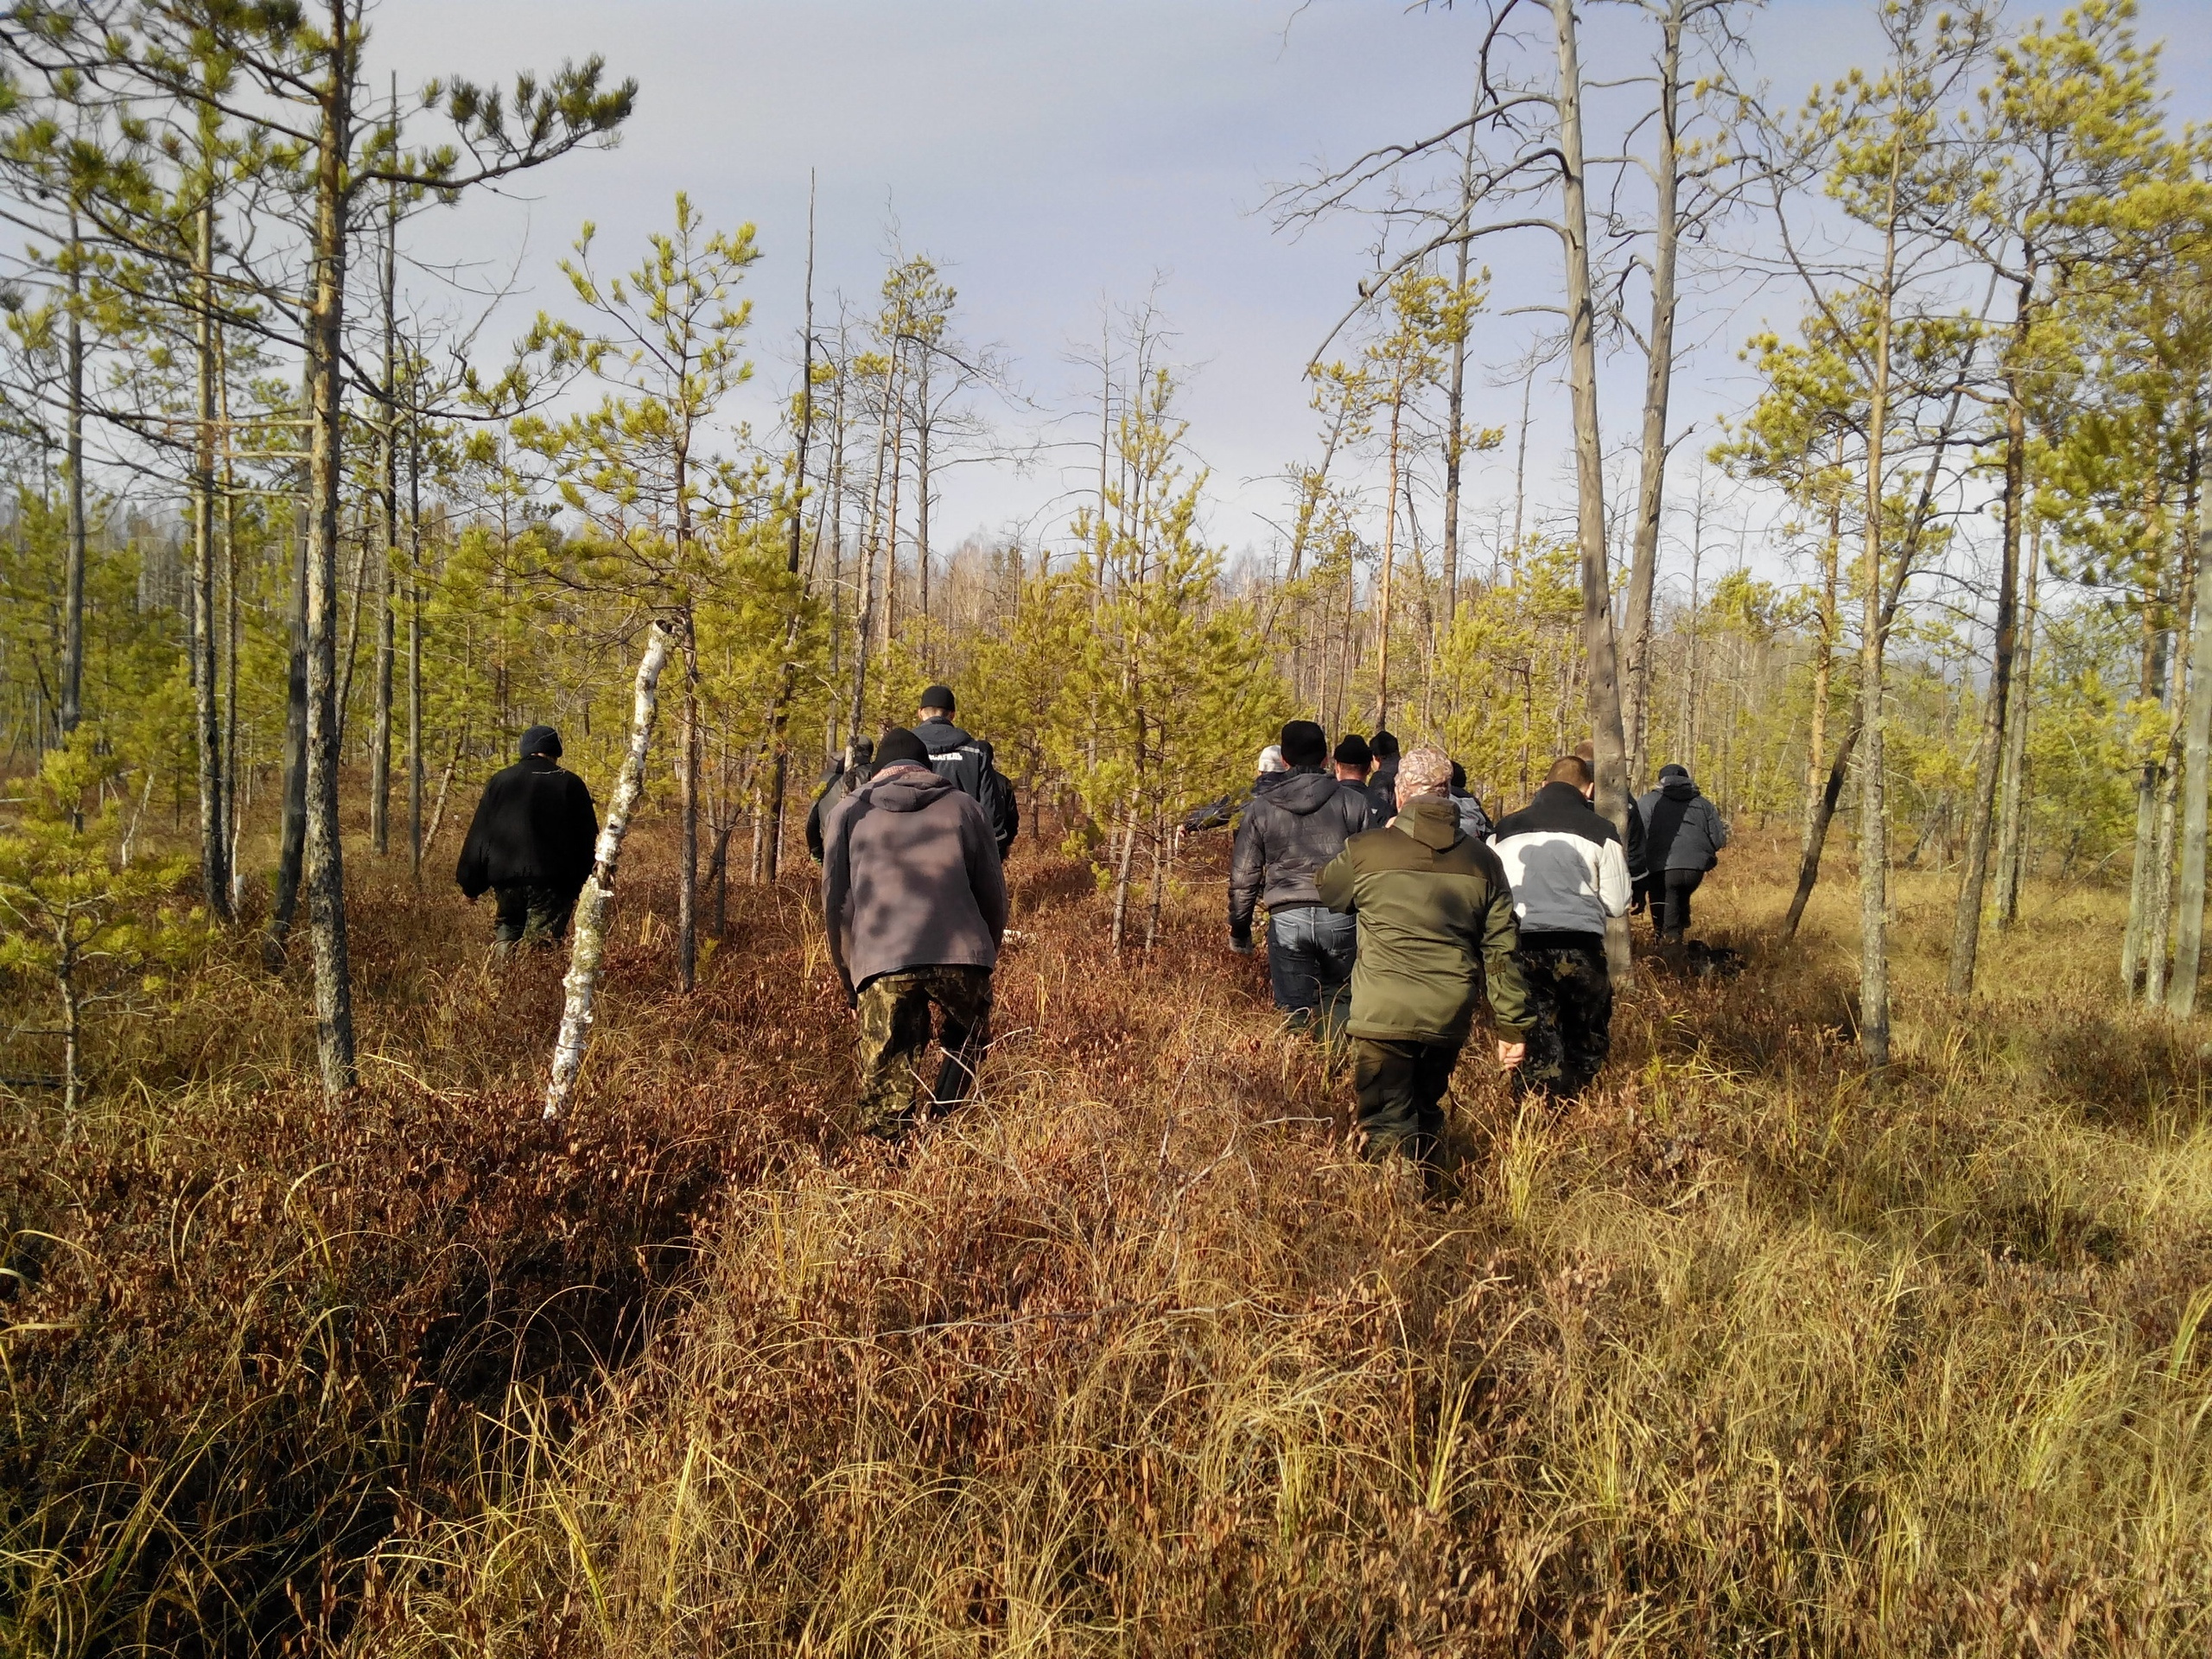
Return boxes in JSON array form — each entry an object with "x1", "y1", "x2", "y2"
[
  {"x1": 456, "y1": 724, "x2": 600, "y2": 946},
  {"x1": 1636, "y1": 764, "x2": 1730, "y2": 941},
  {"x1": 822, "y1": 726, "x2": 1009, "y2": 1140},
  {"x1": 805, "y1": 735, "x2": 875, "y2": 864},
  {"x1": 915, "y1": 684, "x2": 1020, "y2": 858},
  {"x1": 1367, "y1": 728, "x2": 1402, "y2": 819},
  {"x1": 1229, "y1": 720, "x2": 1372, "y2": 1034}
]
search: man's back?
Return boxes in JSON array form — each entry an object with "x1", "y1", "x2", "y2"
[
  {"x1": 917, "y1": 715, "x2": 1020, "y2": 856},
  {"x1": 1229, "y1": 768, "x2": 1374, "y2": 934},
  {"x1": 821, "y1": 763, "x2": 1008, "y2": 995},
  {"x1": 1491, "y1": 781, "x2": 1632, "y2": 938},
  {"x1": 455, "y1": 756, "x2": 598, "y2": 898},
  {"x1": 1319, "y1": 796, "x2": 1530, "y2": 1044}
]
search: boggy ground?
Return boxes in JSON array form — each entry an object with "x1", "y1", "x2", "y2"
[{"x1": 4, "y1": 818, "x2": 2211, "y2": 1656}]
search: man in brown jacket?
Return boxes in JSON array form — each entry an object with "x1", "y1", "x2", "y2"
[{"x1": 821, "y1": 726, "x2": 1009, "y2": 1139}]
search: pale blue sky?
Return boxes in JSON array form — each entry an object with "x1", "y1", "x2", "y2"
[{"x1": 374, "y1": 0, "x2": 2212, "y2": 590}]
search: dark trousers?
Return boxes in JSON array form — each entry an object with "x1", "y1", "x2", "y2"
[
  {"x1": 493, "y1": 881, "x2": 578, "y2": 945},
  {"x1": 1515, "y1": 935, "x2": 1613, "y2": 1101},
  {"x1": 1267, "y1": 906, "x2": 1357, "y2": 1034},
  {"x1": 1656, "y1": 868, "x2": 1704, "y2": 938},
  {"x1": 1351, "y1": 1037, "x2": 1461, "y2": 1165},
  {"x1": 854, "y1": 965, "x2": 995, "y2": 1137}
]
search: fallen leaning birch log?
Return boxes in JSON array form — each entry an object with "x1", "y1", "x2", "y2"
[{"x1": 544, "y1": 621, "x2": 674, "y2": 1122}]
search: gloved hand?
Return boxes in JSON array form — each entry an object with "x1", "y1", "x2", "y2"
[{"x1": 1229, "y1": 931, "x2": 1255, "y2": 957}]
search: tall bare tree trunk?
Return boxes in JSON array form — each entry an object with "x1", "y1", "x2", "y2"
[
  {"x1": 1376, "y1": 397, "x2": 1402, "y2": 731},
  {"x1": 1440, "y1": 113, "x2": 1478, "y2": 628},
  {"x1": 2170, "y1": 519, "x2": 2212, "y2": 1015},
  {"x1": 60, "y1": 210, "x2": 86, "y2": 740},
  {"x1": 546, "y1": 623, "x2": 673, "y2": 1121},
  {"x1": 1802, "y1": 455, "x2": 1844, "y2": 861},
  {"x1": 267, "y1": 391, "x2": 311, "y2": 969},
  {"x1": 406, "y1": 406, "x2": 424, "y2": 880},
  {"x1": 762, "y1": 178, "x2": 816, "y2": 884},
  {"x1": 1550, "y1": 0, "x2": 1633, "y2": 988},
  {"x1": 370, "y1": 176, "x2": 397, "y2": 856},
  {"x1": 301, "y1": 10, "x2": 359, "y2": 1096},
  {"x1": 1946, "y1": 276, "x2": 2032, "y2": 994},
  {"x1": 1856, "y1": 135, "x2": 1909, "y2": 1071},
  {"x1": 2122, "y1": 577, "x2": 2169, "y2": 995},
  {"x1": 1994, "y1": 527, "x2": 2038, "y2": 926},
  {"x1": 1619, "y1": 0, "x2": 1686, "y2": 793},
  {"x1": 191, "y1": 194, "x2": 232, "y2": 919}
]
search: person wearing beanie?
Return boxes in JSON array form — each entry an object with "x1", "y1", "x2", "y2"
[
  {"x1": 1367, "y1": 728, "x2": 1402, "y2": 818},
  {"x1": 805, "y1": 734, "x2": 878, "y2": 864},
  {"x1": 1491, "y1": 754, "x2": 1632, "y2": 1100},
  {"x1": 821, "y1": 726, "x2": 1009, "y2": 1140},
  {"x1": 1635, "y1": 763, "x2": 1730, "y2": 941},
  {"x1": 914, "y1": 683, "x2": 1020, "y2": 858},
  {"x1": 1319, "y1": 746, "x2": 1534, "y2": 1173},
  {"x1": 1228, "y1": 718, "x2": 1373, "y2": 1036},
  {"x1": 1446, "y1": 760, "x2": 1494, "y2": 842},
  {"x1": 455, "y1": 724, "x2": 601, "y2": 948}
]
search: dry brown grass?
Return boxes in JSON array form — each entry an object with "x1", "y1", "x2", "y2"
[{"x1": 6, "y1": 815, "x2": 2212, "y2": 1656}]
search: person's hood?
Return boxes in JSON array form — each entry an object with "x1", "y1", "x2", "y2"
[
  {"x1": 916, "y1": 715, "x2": 974, "y2": 751},
  {"x1": 861, "y1": 762, "x2": 957, "y2": 811},
  {"x1": 1269, "y1": 767, "x2": 1345, "y2": 816},
  {"x1": 1395, "y1": 794, "x2": 1463, "y2": 851},
  {"x1": 1660, "y1": 773, "x2": 1700, "y2": 803}
]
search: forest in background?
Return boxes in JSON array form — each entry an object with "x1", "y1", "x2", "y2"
[
  {"x1": 4, "y1": 4, "x2": 2212, "y2": 1656},
  {"x1": 1, "y1": 0, "x2": 2209, "y2": 1092}
]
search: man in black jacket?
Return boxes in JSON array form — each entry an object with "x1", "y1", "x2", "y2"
[
  {"x1": 915, "y1": 684, "x2": 1020, "y2": 859},
  {"x1": 455, "y1": 725, "x2": 601, "y2": 947},
  {"x1": 1229, "y1": 719, "x2": 1373, "y2": 1035},
  {"x1": 805, "y1": 735, "x2": 875, "y2": 864},
  {"x1": 1368, "y1": 728, "x2": 1402, "y2": 819}
]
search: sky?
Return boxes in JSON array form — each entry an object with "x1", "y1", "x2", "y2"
[{"x1": 370, "y1": 0, "x2": 2212, "y2": 599}]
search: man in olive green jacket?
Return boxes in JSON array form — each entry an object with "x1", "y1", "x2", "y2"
[{"x1": 1319, "y1": 747, "x2": 1535, "y2": 1166}]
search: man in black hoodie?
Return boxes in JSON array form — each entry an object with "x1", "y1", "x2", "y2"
[
  {"x1": 1367, "y1": 728, "x2": 1402, "y2": 819},
  {"x1": 915, "y1": 684, "x2": 1020, "y2": 858},
  {"x1": 455, "y1": 724, "x2": 600, "y2": 947},
  {"x1": 1636, "y1": 763, "x2": 1730, "y2": 941},
  {"x1": 805, "y1": 735, "x2": 875, "y2": 864},
  {"x1": 1230, "y1": 720, "x2": 1374, "y2": 1035}
]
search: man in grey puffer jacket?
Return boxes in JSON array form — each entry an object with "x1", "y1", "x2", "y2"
[
  {"x1": 823, "y1": 726, "x2": 1009, "y2": 1139},
  {"x1": 1635, "y1": 763, "x2": 1730, "y2": 941},
  {"x1": 1229, "y1": 720, "x2": 1374, "y2": 1035}
]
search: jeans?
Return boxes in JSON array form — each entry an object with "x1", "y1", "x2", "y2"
[
  {"x1": 1267, "y1": 906, "x2": 1357, "y2": 1033},
  {"x1": 1656, "y1": 868, "x2": 1704, "y2": 938}
]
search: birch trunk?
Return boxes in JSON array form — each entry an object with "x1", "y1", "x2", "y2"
[{"x1": 546, "y1": 623, "x2": 674, "y2": 1121}]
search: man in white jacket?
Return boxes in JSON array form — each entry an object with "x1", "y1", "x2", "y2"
[{"x1": 1489, "y1": 754, "x2": 1631, "y2": 1099}]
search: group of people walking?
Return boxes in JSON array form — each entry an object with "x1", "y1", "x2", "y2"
[{"x1": 451, "y1": 688, "x2": 1728, "y2": 1169}]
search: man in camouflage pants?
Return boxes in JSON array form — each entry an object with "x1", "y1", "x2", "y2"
[
  {"x1": 1490, "y1": 754, "x2": 1632, "y2": 1101},
  {"x1": 821, "y1": 726, "x2": 1009, "y2": 1140}
]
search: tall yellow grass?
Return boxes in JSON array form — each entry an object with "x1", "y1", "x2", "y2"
[{"x1": 5, "y1": 826, "x2": 2211, "y2": 1655}]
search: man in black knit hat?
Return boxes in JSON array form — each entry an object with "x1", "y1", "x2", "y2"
[
  {"x1": 914, "y1": 683, "x2": 1020, "y2": 858},
  {"x1": 1229, "y1": 719, "x2": 1372, "y2": 1037},
  {"x1": 455, "y1": 724, "x2": 601, "y2": 948}
]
